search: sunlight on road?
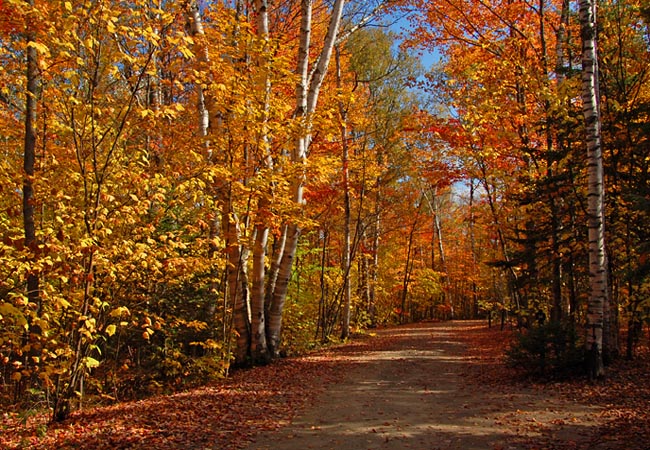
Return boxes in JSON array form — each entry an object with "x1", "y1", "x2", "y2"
[{"x1": 246, "y1": 322, "x2": 602, "y2": 450}]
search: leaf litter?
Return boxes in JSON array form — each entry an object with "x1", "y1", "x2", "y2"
[{"x1": 1, "y1": 321, "x2": 649, "y2": 449}]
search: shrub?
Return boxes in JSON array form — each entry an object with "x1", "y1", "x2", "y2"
[{"x1": 506, "y1": 321, "x2": 585, "y2": 378}]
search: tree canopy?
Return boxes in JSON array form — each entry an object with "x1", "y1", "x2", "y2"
[{"x1": 1, "y1": 0, "x2": 649, "y2": 422}]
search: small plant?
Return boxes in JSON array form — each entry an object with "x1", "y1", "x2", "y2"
[{"x1": 506, "y1": 321, "x2": 585, "y2": 378}]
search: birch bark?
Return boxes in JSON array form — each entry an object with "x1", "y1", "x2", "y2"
[
  {"x1": 579, "y1": 0, "x2": 608, "y2": 378},
  {"x1": 250, "y1": 0, "x2": 272, "y2": 364},
  {"x1": 187, "y1": 3, "x2": 210, "y2": 146},
  {"x1": 188, "y1": 2, "x2": 252, "y2": 365},
  {"x1": 266, "y1": 0, "x2": 347, "y2": 355}
]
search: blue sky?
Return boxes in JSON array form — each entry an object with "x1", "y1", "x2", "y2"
[{"x1": 388, "y1": 12, "x2": 442, "y2": 72}]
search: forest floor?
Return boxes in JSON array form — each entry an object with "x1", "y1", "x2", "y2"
[{"x1": 1, "y1": 320, "x2": 649, "y2": 449}]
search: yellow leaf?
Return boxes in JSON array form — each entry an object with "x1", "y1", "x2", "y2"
[
  {"x1": 105, "y1": 324, "x2": 117, "y2": 337},
  {"x1": 109, "y1": 306, "x2": 130, "y2": 317},
  {"x1": 83, "y1": 357, "x2": 100, "y2": 369},
  {"x1": 65, "y1": 1, "x2": 72, "y2": 12},
  {"x1": 56, "y1": 298, "x2": 71, "y2": 309},
  {"x1": 179, "y1": 46, "x2": 195, "y2": 59},
  {"x1": 107, "y1": 21, "x2": 116, "y2": 33},
  {"x1": 27, "y1": 41, "x2": 50, "y2": 57},
  {"x1": 84, "y1": 318, "x2": 96, "y2": 331}
]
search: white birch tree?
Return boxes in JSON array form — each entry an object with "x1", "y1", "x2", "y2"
[
  {"x1": 266, "y1": 0, "x2": 347, "y2": 356},
  {"x1": 579, "y1": 0, "x2": 608, "y2": 378},
  {"x1": 216, "y1": 0, "x2": 390, "y2": 362},
  {"x1": 250, "y1": 0, "x2": 273, "y2": 364}
]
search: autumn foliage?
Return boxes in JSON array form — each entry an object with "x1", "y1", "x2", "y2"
[{"x1": 1, "y1": 0, "x2": 650, "y2": 435}]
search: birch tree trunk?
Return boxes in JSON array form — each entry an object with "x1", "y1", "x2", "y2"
[
  {"x1": 266, "y1": 0, "x2": 346, "y2": 356},
  {"x1": 187, "y1": 3, "x2": 210, "y2": 147},
  {"x1": 579, "y1": 0, "x2": 608, "y2": 378},
  {"x1": 249, "y1": 0, "x2": 272, "y2": 364},
  {"x1": 189, "y1": 2, "x2": 253, "y2": 365},
  {"x1": 265, "y1": 226, "x2": 287, "y2": 308}
]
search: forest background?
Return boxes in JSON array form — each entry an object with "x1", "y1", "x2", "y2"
[{"x1": 1, "y1": 0, "x2": 649, "y2": 423}]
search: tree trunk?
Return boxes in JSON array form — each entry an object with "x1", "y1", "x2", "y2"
[
  {"x1": 468, "y1": 181, "x2": 479, "y2": 318},
  {"x1": 265, "y1": 226, "x2": 286, "y2": 311},
  {"x1": 187, "y1": 2, "x2": 210, "y2": 148},
  {"x1": 316, "y1": 229, "x2": 328, "y2": 341},
  {"x1": 267, "y1": 223, "x2": 299, "y2": 355},
  {"x1": 250, "y1": 221, "x2": 270, "y2": 363},
  {"x1": 249, "y1": 0, "x2": 272, "y2": 365},
  {"x1": 400, "y1": 198, "x2": 422, "y2": 324},
  {"x1": 266, "y1": 0, "x2": 346, "y2": 356},
  {"x1": 24, "y1": 0, "x2": 39, "y2": 309},
  {"x1": 425, "y1": 188, "x2": 452, "y2": 319},
  {"x1": 477, "y1": 159, "x2": 522, "y2": 312},
  {"x1": 226, "y1": 204, "x2": 250, "y2": 366},
  {"x1": 539, "y1": 0, "x2": 567, "y2": 324},
  {"x1": 369, "y1": 187, "x2": 381, "y2": 326},
  {"x1": 579, "y1": 0, "x2": 608, "y2": 378},
  {"x1": 337, "y1": 46, "x2": 352, "y2": 340}
]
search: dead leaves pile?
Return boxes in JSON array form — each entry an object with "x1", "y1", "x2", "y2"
[
  {"x1": 0, "y1": 333, "x2": 384, "y2": 450},
  {"x1": 568, "y1": 348, "x2": 650, "y2": 449},
  {"x1": 2, "y1": 322, "x2": 649, "y2": 449},
  {"x1": 456, "y1": 322, "x2": 650, "y2": 450},
  {"x1": 0, "y1": 351, "x2": 353, "y2": 450}
]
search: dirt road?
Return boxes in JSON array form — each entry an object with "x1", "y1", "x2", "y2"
[{"x1": 244, "y1": 322, "x2": 602, "y2": 450}]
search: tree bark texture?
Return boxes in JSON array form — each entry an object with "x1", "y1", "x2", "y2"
[
  {"x1": 336, "y1": 46, "x2": 352, "y2": 340},
  {"x1": 579, "y1": 0, "x2": 607, "y2": 378},
  {"x1": 266, "y1": 0, "x2": 346, "y2": 355},
  {"x1": 24, "y1": 0, "x2": 39, "y2": 307},
  {"x1": 249, "y1": 0, "x2": 272, "y2": 365}
]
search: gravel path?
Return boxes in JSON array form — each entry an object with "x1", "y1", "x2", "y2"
[{"x1": 244, "y1": 322, "x2": 602, "y2": 450}]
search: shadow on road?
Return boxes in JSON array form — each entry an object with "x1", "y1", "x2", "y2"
[{"x1": 246, "y1": 322, "x2": 600, "y2": 450}]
